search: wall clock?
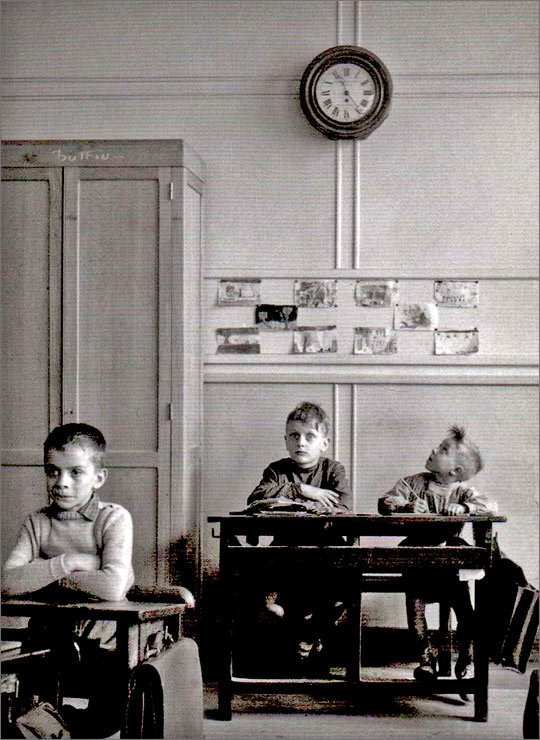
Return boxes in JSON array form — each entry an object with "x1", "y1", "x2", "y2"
[{"x1": 299, "y1": 45, "x2": 392, "y2": 140}]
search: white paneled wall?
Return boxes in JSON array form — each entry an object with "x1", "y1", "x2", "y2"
[{"x1": 1, "y1": 1, "x2": 538, "y2": 625}]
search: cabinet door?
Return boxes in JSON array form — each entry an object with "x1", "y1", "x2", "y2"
[
  {"x1": 1, "y1": 168, "x2": 62, "y2": 562},
  {"x1": 63, "y1": 167, "x2": 173, "y2": 584}
]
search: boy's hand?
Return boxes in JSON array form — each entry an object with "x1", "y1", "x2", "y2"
[
  {"x1": 413, "y1": 497, "x2": 430, "y2": 514},
  {"x1": 446, "y1": 503, "x2": 467, "y2": 515},
  {"x1": 298, "y1": 484, "x2": 340, "y2": 512},
  {"x1": 64, "y1": 553, "x2": 101, "y2": 573}
]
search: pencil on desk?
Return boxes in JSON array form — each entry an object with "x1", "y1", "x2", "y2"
[{"x1": 399, "y1": 477, "x2": 419, "y2": 500}]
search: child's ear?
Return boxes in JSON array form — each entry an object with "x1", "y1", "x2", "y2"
[
  {"x1": 94, "y1": 467, "x2": 108, "y2": 490},
  {"x1": 451, "y1": 465, "x2": 463, "y2": 480},
  {"x1": 322, "y1": 436, "x2": 330, "y2": 451}
]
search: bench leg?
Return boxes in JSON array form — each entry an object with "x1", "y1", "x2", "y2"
[
  {"x1": 438, "y1": 601, "x2": 452, "y2": 677},
  {"x1": 346, "y1": 591, "x2": 361, "y2": 684},
  {"x1": 474, "y1": 578, "x2": 489, "y2": 722}
]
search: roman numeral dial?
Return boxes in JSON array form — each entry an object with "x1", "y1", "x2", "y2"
[
  {"x1": 299, "y1": 45, "x2": 392, "y2": 140},
  {"x1": 314, "y1": 63, "x2": 377, "y2": 123}
]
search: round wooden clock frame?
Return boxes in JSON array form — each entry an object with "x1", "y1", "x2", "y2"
[{"x1": 299, "y1": 45, "x2": 393, "y2": 140}]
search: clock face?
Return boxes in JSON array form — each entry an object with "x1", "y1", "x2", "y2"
[
  {"x1": 299, "y1": 46, "x2": 392, "y2": 140},
  {"x1": 314, "y1": 63, "x2": 378, "y2": 124}
]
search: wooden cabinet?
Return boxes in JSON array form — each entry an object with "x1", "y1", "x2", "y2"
[{"x1": 1, "y1": 140, "x2": 204, "y2": 589}]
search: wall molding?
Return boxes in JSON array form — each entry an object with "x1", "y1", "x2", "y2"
[
  {"x1": 204, "y1": 270, "x2": 539, "y2": 280},
  {"x1": 205, "y1": 354, "x2": 537, "y2": 366},
  {"x1": 2, "y1": 74, "x2": 538, "y2": 101},
  {"x1": 204, "y1": 358, "x2": 538, "y2": 385}
]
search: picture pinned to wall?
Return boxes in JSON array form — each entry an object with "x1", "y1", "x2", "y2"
[
  {"x1": 293, "y1": 326, "x2": 337, "y2": 354},
  {"x1": 255, "y1": 304, "x2": 298, "y2": 331},
  {"x1": 434, "y1": 329, "x2": 479, "y2": 355},
  {"x1": 354, "y1": 280, "x2": 399, "y2": 307},
  {"x1": 217, "y1": 278, "x2": 261, "y2": 306},
  {"x1": 294, "y1": 279, "x2": 337, "y2": 308},
  {"x1": 353, "y1": 327, "x2": 397, "y2": 355},
  {"x1": 394, "y1": 302, "x2": 438, "y2": 330},
  {"x1": 216, "y1": 327, "x2": 260, "y2": 354},
  {"x1": 434, "y1": 280, "x2": 479, "y2": 307}
]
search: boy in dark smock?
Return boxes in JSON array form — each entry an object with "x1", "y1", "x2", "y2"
[{"x1": 246, "y1": 402, "x2": 351, "y2": 672}]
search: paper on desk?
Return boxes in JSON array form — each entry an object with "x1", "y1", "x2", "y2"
[{"x1": 459, "y1": 568, "x2": 485, "y2": 581}]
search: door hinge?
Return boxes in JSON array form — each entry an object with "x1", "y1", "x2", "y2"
[
  {"x1": 169, "y1": 183, "x2": 174, "y2": 200},
  {"x1": 168, "y1": 402, "x2": 173, "y2": 421}
]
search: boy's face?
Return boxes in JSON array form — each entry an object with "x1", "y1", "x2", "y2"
[
  {"x1": 425, "y1": 437, "x2": 461, "y2": 481},
  {"x1": 45, "y1": 444, "x2": 107, "y2": 512},
  {"x1": 284, "y1": 420, "x2": 329, "y2": 469}
]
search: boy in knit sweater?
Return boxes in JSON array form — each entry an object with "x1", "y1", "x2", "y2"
[
  {"x1": 2, "y1": 423, "x2": 134, "y2": 736},
  {"x1": 3, "y1": 423, "x2": 134, "y2": 602},
  {"x1": 378, "y1": 425, "x2": 498, "y2": 684}
]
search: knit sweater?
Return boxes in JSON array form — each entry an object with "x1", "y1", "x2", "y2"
[
  {"x1": 2, "y1": 495, "x2": 134, "y2": 601},
  {"x1": 378, "y1": 471, "x2": 498, "y2": 517}
]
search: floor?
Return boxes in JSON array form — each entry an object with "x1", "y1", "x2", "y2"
[{"x1": 203, "y1": 662, "x2": 537, "y2": 740}]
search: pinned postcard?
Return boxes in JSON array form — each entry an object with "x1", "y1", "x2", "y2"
[
  {"x1": 218, "y1": 278, "x2": 261, "y2": 306},
  {"x1": 434, "y1": 280, "x2": 479, "y2": 307},
  {"x1": 294, "y1": 280, "x2": 337, "y2": 308},
  {"x1": 354, "y1": 280, "x2": 399, "y2": 307},
  {"x1": 255, "y1": 304, "x2": 298, "y2": 331},
  {"x1": 293, "y1": 326, "x2": 338, "y2": 354},
  {"x1": 394, "y1": 302, "x2": 438, "y2": 330},
  {"x1": 435, "y1": 329, "x2": 479, "y2": 355},
  {"x1": 216, "y1": 327, "x2": 260, "y2": 354},
  {"x1": 353, "y1": 327, "x2": 397, "y2": 355}
]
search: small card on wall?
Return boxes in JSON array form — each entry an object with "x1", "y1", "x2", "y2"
[
  {"x1": 216, "y1": 327, "x2": 260, "y2": 353},
  {"x1": 294, "y1": 280, "x2": 337, "y2": 308},
  {"x1": 217, "y1": 278, "x2": 261, "y2": 306},
  {"x1": 293, "y1": 326, "x2": 337, "y2": 354},
  {"x1": 255, "y1": 304, "x2": 298, "y2": 331},
  {"x1": 434, "y1": 280, "x2": 479, "y2": 307},
  {"x1": 434, "y1": 329, "x2": 479, "y2": 355},
  {"x1": 354, "y1": 280, "x2": 399, "y2": 307},
  {"x1": 394, "y1": 302, "x2": 438, "y2": 330},
  {"x1": 353, "y1": 327, "x2": 397, "y2": 355}
]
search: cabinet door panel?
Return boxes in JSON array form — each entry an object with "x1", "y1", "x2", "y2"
[
  {"x1": 104, "y1": 467, "x2": 158, "y2": 585},
  {"x1": 64, "y1": 169, "x2": 165, "y2": 449},
  {"x1": 1, "y1": 169, "x2": 62, "y2": 457},
  {"x1": 63, "y1": 167, "x2": 172, "y2": 583},
  {"x1": 1, "y1": 467, "x2": 47, "y2": 564}
]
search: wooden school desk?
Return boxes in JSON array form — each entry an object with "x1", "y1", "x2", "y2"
[
  {"x1": 1, "y1": 590, "x2": 188, "y2": 729},
  {"x1": 208, "y1": 513, "x2": 505, "y2": 722}
]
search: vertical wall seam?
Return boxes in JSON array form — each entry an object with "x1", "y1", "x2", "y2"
[
  {"x1": 335, "y1": 141, "x2": 342, "y2": 269},
  {"x1": 333, "y1": 384, "x2": 339, "y2": 460},
  {"x1": 354, "y1": 1, "x2": 362, "y2": 269},
  {"x1": 351, "y1": 383, "x2": 357, "y2": 508},
  {"x1": 355, "y1": 0, "x2": 362, "y2": 45},
  {"x1": 354, "y1": 140, "x2": 360, "y2": 269},
  {"x1": 336, "y1": 0, "x2": 343, "y2": 44}
]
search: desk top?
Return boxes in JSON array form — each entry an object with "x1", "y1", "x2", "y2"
[
  {"x1": 208, "y1": 513, "x2": 505, "y2": 536},
  {"x1": 1, "y1": 597, "x2": 186, "y2": 623},
  {"x1": 209, "y1": 513, "x2": 505, "y2": 523}
]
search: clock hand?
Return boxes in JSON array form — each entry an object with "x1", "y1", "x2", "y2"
[{"x1": 341, "y1": 88, "x2": 364, "y2": 114}]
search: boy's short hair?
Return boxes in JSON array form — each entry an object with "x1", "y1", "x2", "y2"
[
  {"x1": 286, "y1": 402, "x2": 330, "y2": 437},
  {"x1": 448, "y1": 425, "x2": 483, "y2": 480},
  {"x1": 44, "y1": 423, "x2": 107, "y2": 467}
]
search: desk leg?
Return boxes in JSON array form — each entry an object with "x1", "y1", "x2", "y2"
[
  {"x1": 473, "y1": 577, "x2": 489, "y2": 722},
  {"x1": 117, "y1": 622, "x2": 139, "y2": 736},
  {"x1": 217, "y1": 533, "x2": 233, "y2": 721},
  {"x1": 346, "y1": 584, "x2": 361, "y2": 684}
]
